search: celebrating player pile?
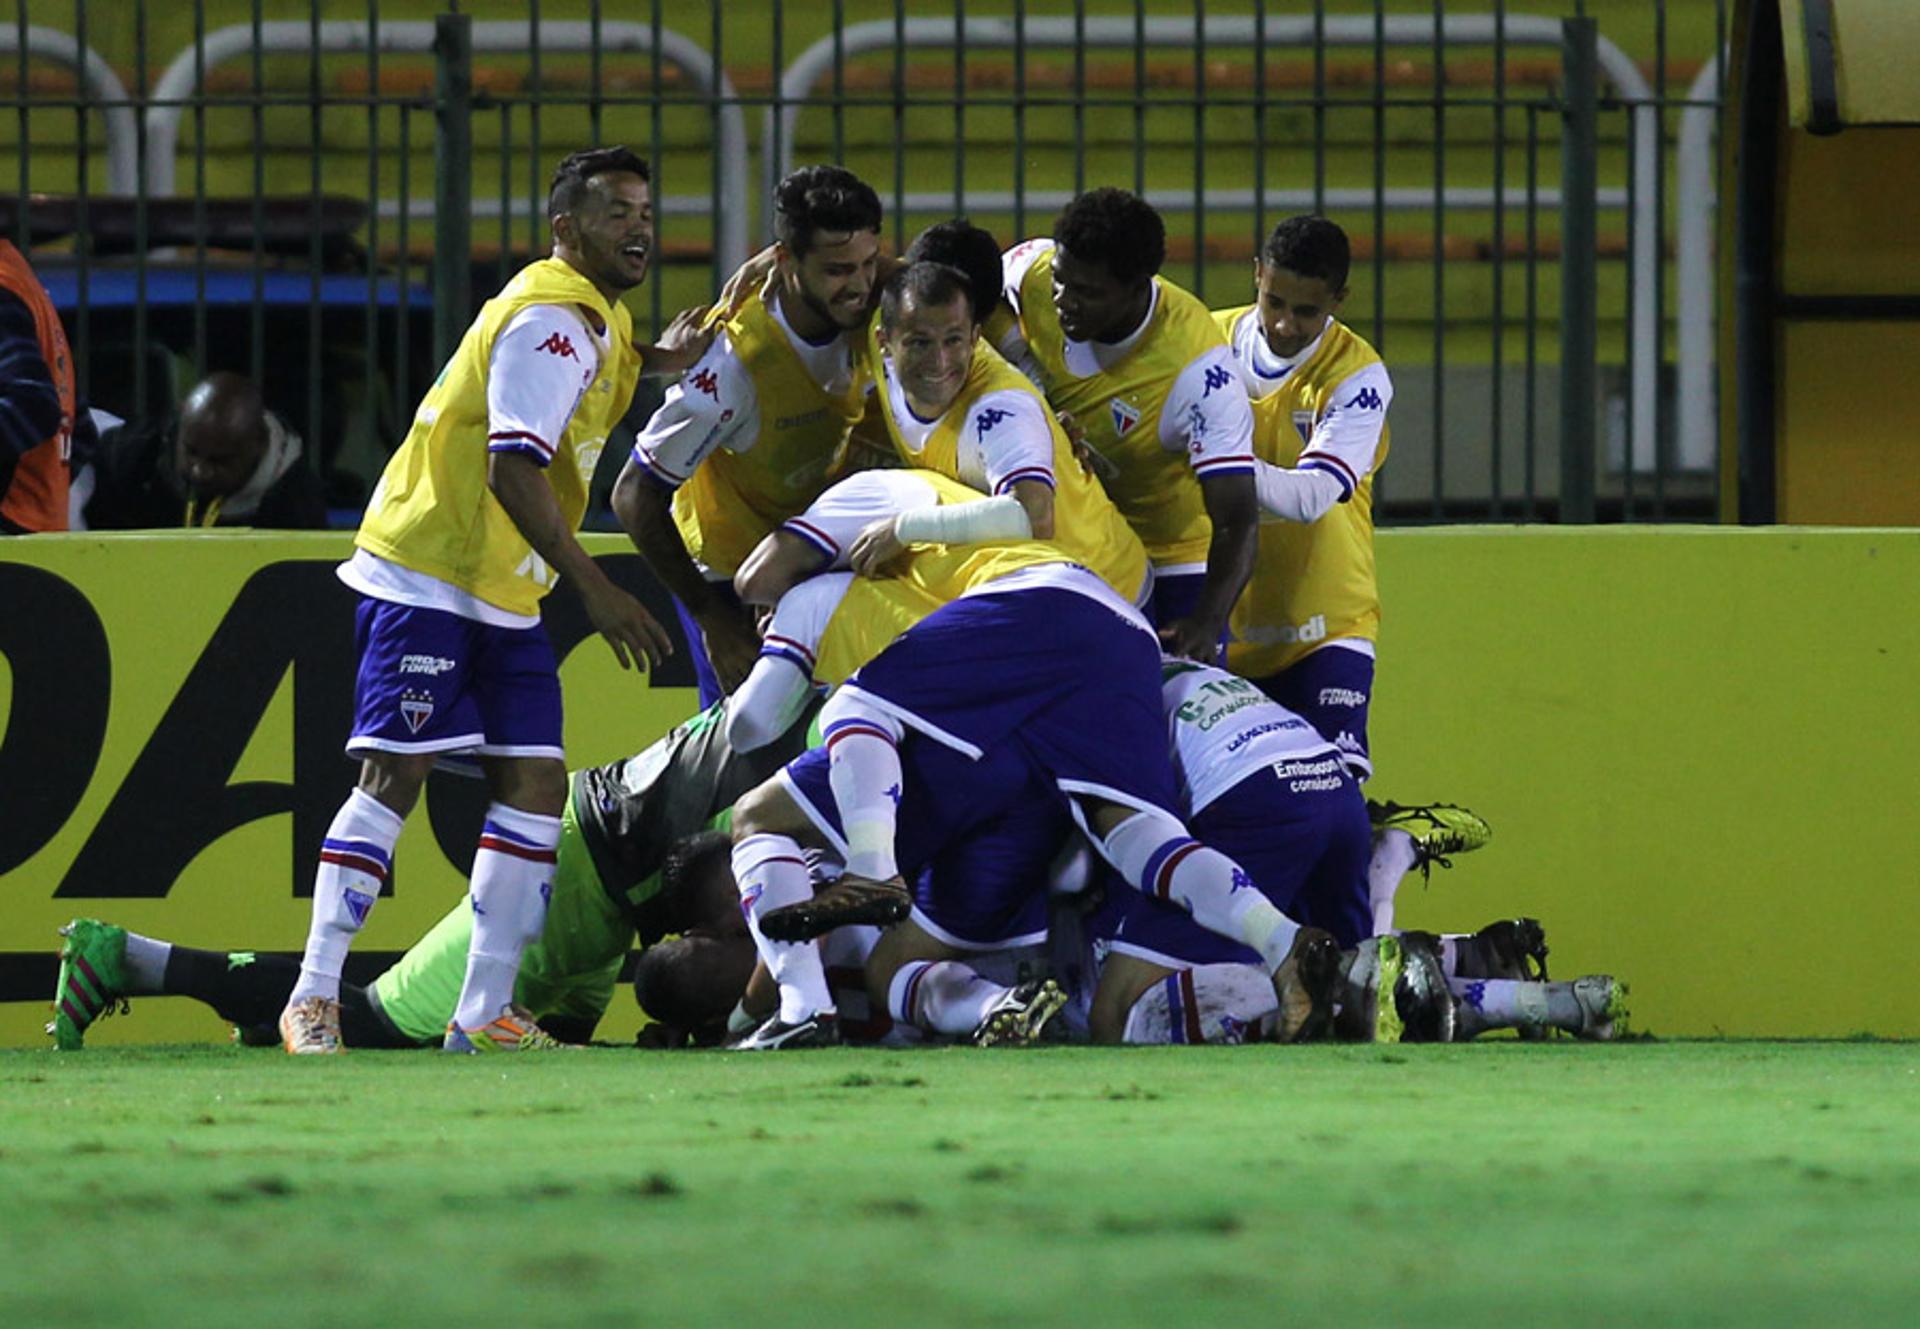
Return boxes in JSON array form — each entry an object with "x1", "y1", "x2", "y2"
[{"x1": 50, "y1": 161, "x2": 1628, "y2": 1055}]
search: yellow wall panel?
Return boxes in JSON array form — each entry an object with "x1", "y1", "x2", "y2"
[{"x1": 4, "y1": 528, "x2": 1917, "y2": 1044}]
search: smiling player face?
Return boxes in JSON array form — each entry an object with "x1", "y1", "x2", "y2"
[
  {"x1": 881, "y1": 291, "x2": 978, "y2": 419},
  {"x1": 565, "y1": 171, "x2": 654, "y2": 297},
  {"x1": 782, "y1": 228, "x2": 883, "y2": 335}
]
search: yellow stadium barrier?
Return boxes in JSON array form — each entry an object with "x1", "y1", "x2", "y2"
[{"x1": 3, "y1": 526, "x2": 1915, "y2": 1044}]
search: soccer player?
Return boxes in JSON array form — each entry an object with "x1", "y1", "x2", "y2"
[
  {"x1": 51, "y1": 697, "x2": 818, "y2": 1051},
  {"x1": 1216, "y1": 215, "x2": 1490, "y2": 933},
  {"x1": 740, "y1": 563, "x2": 1344, "y2": 1041},
  {"x1": 998, "y1": 187, "x2": 1260, "y2": 662},
  {"x1": 845, "y1": 259, "x2": 1149, "y2": 606},
  {"x1": 614, "y1": 165, "x2": 883, "y2": 705},
  {"x1": 276, "y1": 146, "x2": 683, "y2": 1056}
]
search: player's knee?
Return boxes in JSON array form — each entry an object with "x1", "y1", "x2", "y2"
[
  {"x1": 356, "y1": 751, "x2": 436, "y2": 816},
  {"x1": 730, "y1": 778, "x2": 784, "y2": 842}
]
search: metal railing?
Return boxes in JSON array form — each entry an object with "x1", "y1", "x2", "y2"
[{"x1": 0, "y1": 0, "x2": 1725, "y2": 524}]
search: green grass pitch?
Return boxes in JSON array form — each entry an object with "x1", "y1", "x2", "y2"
[{"x1": 5, "y1": 1041, "x2": 1917, "y2": 1327}]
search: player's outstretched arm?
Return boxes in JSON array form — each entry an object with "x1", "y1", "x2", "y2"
[{"x1": 490, "y1": 451, "x2": 673, "y2": 671}]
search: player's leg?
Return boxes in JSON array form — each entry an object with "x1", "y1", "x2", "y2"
[
  {"x1": 872, "y1": 772, "x2": 1071, "y2": 1046},
  {"x1": 51, "y1": 918, "x2": 414, "y2": 1050},
  {"x1": 283, "y1": 597, "x2": 484, "y2": 1054},
  {"x1": 1452, "y1": 975, "x2": 1629, "y2": 1041},
  {"x1": 443, "y1": 753, "x2": 567, "y2": 1052},
  {"x1": 726, "y1": 773, "x2": 842, "y2": 1048},
  {"x1": 1079, "y1": 797, "x2": 1337, "y2": 1042}
]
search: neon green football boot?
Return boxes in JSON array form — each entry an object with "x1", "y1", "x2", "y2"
[
  {"x1": 1368, "y1": 800, "x2": 1493, "y2": 879},
  {"x1": 48, "y1": 919, "x2": 131, "y2": 1051}
]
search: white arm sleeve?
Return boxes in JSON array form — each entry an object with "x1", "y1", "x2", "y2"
[
  {"x1": 894, "y1": 494, "x2": 1033, "y2": 544},
  {"x1": 966, "y1": 390, "x2": 1058, "y2": 496},
  {"x1": 1296, "y1": 362, "x2": 1392, "y2": 501},
  {"x1": 1162, "y1": 346, "x2": 1257, "y2": 480},
  {"x1": 1000, "y1": 238, "x2": 1055, "y2": 317},
  {"x1": 1253, "y1": 459, "x2": 1350, "y2": 523},
  {"x1": 783, "y1": 471, "x2": 943, "y2": 567},
  {"x1": 725, "y1": 656, "x2": 817, "y2": 753},
  {"x1": 628, "y1": 332, "x2": 754, "y2": 487},
  {"x1": 487, "y1": 305, "x2": 603, "y2": 466}
]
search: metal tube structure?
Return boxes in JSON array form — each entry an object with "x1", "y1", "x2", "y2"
[
  {"x1": 765, "y1": 12, "x2": 1664, "y2": 470},
  {"x1": 1559, "y1": 17, "x2": 1599, "y2": 525},
  {"x1": 141, "y1": 20, "x2": 751, "y2": 275}
]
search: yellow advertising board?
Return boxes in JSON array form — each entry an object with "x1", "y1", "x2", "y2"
[
  {"x1": 3, "y1": 526, "x2": 1918, "y2": 1044},
  {"x1": 0, "y1": 532, "x2": 699, "y2": 1046}
]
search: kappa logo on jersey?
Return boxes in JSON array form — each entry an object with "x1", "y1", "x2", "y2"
[
  {"x1": 398, "y1": 688, "x2": 435, "y2": 735},
  {"x1": 1202, "y1": 364, "x2": 1234, "y2": 397},
  {"x1": 1460, "y1": 980, "x2": 1488, "y2": 1012},
  {"x1": 536, "y1": 331, "x2": 579, "y2": 361},
  {"x1": 689, "y1": 367, "x2": 720, "y2": 399},
  {"x1": 1229, "y1": 866, "x2": 1255, "y2": 893},
  {"x1": 1343, "y1": 386, "x2": 1384, "y2": 411},
  {"x1": 975, "y1": 406, "x2": 1013, "y2": 437},
  {"x1": 1110, "y1": 397, "x2": 1142, "y2": 437}
]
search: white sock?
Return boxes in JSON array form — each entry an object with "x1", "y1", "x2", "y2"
[
  {"x1": 120, "y1": 932, "x2": 172, "y2": 995},
  {"x1": 820, "y1": 692, "x2": 905, "y2": 881},
  {"x1": 1099, "y1": 810, "x2": 1300, "y2": 972},
  {"x1": 1123, "y1": 964, "x2": 1279, "y2": 1044},
  {"x1": 1367, "y1": 828, "x2": 1418, "y2": 935},
  {"x1": 450, "y1": 803, "x2": 559, "y2": 1032},
  {"x1": 1450, "y1": 977, "x2": 1583, "y2": 1037},
  {"x1": 733, "y1": 833, "x2": 835, "y2": 1024},
  {"x1": 886, "y1": 959, "x2": 1007, "y2": 1036},
  {"x1": 291, "y1": 788, "x2": 405, "y2": 1004}
]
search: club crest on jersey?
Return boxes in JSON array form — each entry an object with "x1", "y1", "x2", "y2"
[
  {"x1": 399, "y1": 689, "x2": 435, "y2": 735},
  {"x1": 1110, "y1": 397, "x2": 1142, "y2": 437},
  {"x1": 1293, "y1": 410, "x2": 1316, "y2": 446}
]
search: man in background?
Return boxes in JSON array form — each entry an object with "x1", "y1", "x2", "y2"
[{"x1": 85, "y1": 372, "x2": 328, "y2": 530}]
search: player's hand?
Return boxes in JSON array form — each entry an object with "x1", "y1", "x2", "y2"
[
  {"x1": 849, "y1": 517, "x2": 910, "y2": 579},
  {"x1": 581, "y1": 580, "x2": 675, "y2": 672},
  {"x1": 697, "y1": 603, "x2": 762, "y2": 693},
  {"x1": 640, "y1": 305, "x2": 715, "y2": 377},
  {"x1": 1158, "y1": 615, "x2": 1225, "y2": 666},
  {"x1": 717, "y1": 245, "x2": 779, "y2": 315},
  {"x1": 1056, "y1": 409, "x2": 1113, "y2": 480}
]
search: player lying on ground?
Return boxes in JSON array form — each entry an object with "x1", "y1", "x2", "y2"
[{"x1": 48, "y1": 698, "x2": 816, "y2": 1051}]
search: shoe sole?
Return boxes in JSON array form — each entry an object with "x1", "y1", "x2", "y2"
[
  {"x1": 977, "y1": 982, "x2": 1067, "y2": 1048},
  {"x1": 760, "y1": 890, "x2": 911, "y2": 943}
]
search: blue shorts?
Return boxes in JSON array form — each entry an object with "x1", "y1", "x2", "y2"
[
  {"x1": 1251, "y1": 645, "x2": 1375, "y2": 778},
  {"x1": 844, "y1": 586, "x2": 1181, "y2": 817},
  {"x1": 781, "y1": 738, "x2": 1071, "y2": 949},
  {"x1": 1088, "y1": 759, "x2": 1374, "y2": 966},
  {"x1": 346, "y1": 597, "x2": 563, "y2": 760}
]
